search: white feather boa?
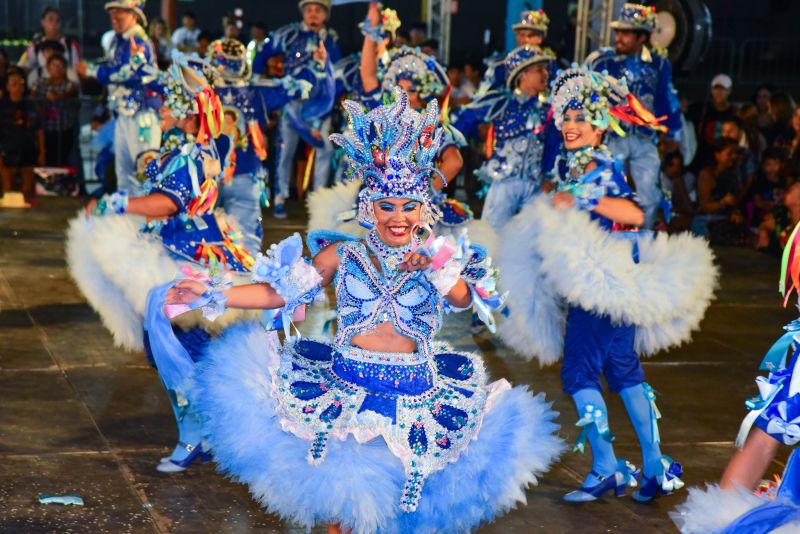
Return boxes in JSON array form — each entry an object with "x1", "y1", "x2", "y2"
[
  {"x1": 670, "y1": 484, "x2": 800, "y2": 534},
  {"x1": 496, "y1": 197, "x2": 718, "y2": 365},
  {"x1": 305, "y1": 180, "x2": 366, "y2": 237},
  {"x1": 66, "y1": 213, "x2": 253, "y2": 351}
]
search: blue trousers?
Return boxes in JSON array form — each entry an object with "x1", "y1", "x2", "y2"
[
  {"x1": 481, "y1": 179, "x2": 538, "y2": 230},
  {"x1": 275, "y1": 105, "x2": 332, "y2": 201},
  {"x1": 561, "y1": 306, "x2": 644, "y2": 395},
  {"x1": 608, "y1": 134, "x2": 662, "y2": 229},
  {"x1": 218, "y1": 173, "x2": 263, "y2": 254}
]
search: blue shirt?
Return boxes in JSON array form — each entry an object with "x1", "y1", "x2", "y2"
[
  {"x1": 586, "y1": 47, "x2": 681, "y2": 140},
  {"x1": 89, "y1": 25, "x2": 161, "y2": 116}
]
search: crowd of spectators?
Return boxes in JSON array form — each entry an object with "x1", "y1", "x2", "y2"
[{"x1": 1, "y1": 5, "x2": 800, "y2": 253}]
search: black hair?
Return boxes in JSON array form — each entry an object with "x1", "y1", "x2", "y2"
[
  {"x1": 421, "y1": 38, "x2": 439, "y2": 51},
  {"x1": 183, "y1": 11, "x2": 197, "y2": 20},
  {"x1": 762, "y1": 147, "x2": 785, "y2": 163},
  {"x1": 46, "y1": 52, "x2": 67, "y2": 67},
  {"x1": 252, "y1": 21, "x2": 267, "y2": 31},
  {"x1": 40, "y1": 40, "x2": 66, "y2": 54},
  {"x1": 197, "y1": 31, "x2": 213, "y2": 43},
  {"x1": 662, "y1": 151, "x2": 683, "y2": 169},
  {"x1": 396, "y1": 29, "x2": 410, "y2": 41},
  {"x1": 711, "y1": 137, "x2": 739, "y2": 154},
  {"x1": 751, "y1": 83, "x2": 776, "y2": 103},
  {"x1": 722, "y1": 116, "x2": 743, "y2": 130},
  {"x1": 410, "y1": 22, "x2": 427, "y2": 33},
  {"x1": 41, "y1": 6, "x2": 60, "y2": 19}
]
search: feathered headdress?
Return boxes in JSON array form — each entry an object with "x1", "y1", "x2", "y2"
[
  {"x1": 550, "y1": 66, "x2": 668, "y2": 136},
  {"x1": 162, "y1": 50, "x2": 223, "y2": 144},
  {"x1": 329, "y1": 88, "x2": 444, "y2": 227}
]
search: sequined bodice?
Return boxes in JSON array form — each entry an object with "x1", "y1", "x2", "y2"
[{"x1": 334, "y1": 240, "x2": 443, "y2": 358}]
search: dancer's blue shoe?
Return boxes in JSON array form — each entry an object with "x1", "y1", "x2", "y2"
[
  {"x1": 632, "y1": 455, "x2": 684, "y2": 502},
  {"x1": 157, "y1": 442, "x2": 212, "y2": 473},
  {"x1": 564, "y1": 460, "x2": 639, "y2": 502}
]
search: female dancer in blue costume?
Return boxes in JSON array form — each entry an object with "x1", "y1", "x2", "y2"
[
  {"x1": 67, "y1": 52, "x2": 254, "y2": 352},
  {"x1": 496, "y1": 67, "x2": 717, "y2": 503},
  {"x1": 67, "y1": 54, "x2": 259, "y2": 472},
  {"x1": 163, "y1": 90, "x2": 564, "y2": 533},
  {"x1": 673, "y1": 240, "x2": 800, "y2": 533}
]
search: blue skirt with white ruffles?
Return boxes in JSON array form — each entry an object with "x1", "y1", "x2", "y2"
[{"x1": 192, "y1": 322, "x2": 565, "y2": 534}]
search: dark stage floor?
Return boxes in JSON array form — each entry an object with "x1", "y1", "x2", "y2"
[{"x1": 0, "y1": 197, "x2": 794, "y2": 533}]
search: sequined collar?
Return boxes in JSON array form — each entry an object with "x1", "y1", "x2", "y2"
[
  {"x1": 365, "y1": 230, "x2": 414, "y2": 275},
  {"x1": 567, "y1": 144, "x2": 612, "y2": 177}
]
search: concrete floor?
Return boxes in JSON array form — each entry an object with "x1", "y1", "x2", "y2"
[{"x1": 0, "y1": 197, "x2": 795, "y2": 533}]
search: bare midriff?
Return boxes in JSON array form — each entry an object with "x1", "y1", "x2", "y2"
[{"x1": 349, "y1": 321, "x2": 418, "y2": 354}]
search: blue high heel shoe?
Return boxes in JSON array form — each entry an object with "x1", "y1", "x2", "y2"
[
  {"x1": 156, "y1": 442, "x2": 212, "y2": 473},
  {"x1": 564, "y1": 461, "x2": 639, "y2": 502},
  {"x1": 632, "y1": 455, "x2": 684, "y2": 503}
]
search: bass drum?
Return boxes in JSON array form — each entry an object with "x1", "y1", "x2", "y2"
[{"x1": 651, "y1": 0, "x2": 713, "y2": 72}]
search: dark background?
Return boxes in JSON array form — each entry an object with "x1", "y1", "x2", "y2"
[{"x1": 1, "y1": 0, "x2": 799, "y2": 101}]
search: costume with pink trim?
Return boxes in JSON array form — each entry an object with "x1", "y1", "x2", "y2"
[{"x1": 190, "y1": 91, "x2": 564, "y2": 533}]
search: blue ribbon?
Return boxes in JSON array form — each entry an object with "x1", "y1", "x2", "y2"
[
  {"x1": 573, "y1": 404, "x2": 615, "y2": 453},
  {"x1": 643, "y1": 383, "x2": 662, "y2": 444},
  {"x1": 759, "y1": 320, "x2": 800, "y2": 372}
]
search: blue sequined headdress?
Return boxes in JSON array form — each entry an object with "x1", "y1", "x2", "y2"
[
  {"x1": 504, "y1": 45, "x2": 555, "y2": 89},
  {"x1": 329, "y1": 88, "x2": 444, "y2": 227},
  {"x1": 206, "y1": 38, "x2": 252, "y2": 83}
]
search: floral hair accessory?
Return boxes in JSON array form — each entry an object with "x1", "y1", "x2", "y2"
[
  {"x1": 329, "y1": 88, "x2": 445, "y2": 227},
  {"x1": 550, "y1": 65, "x2": 668, "y2": 135},
  {"x1": 380, "y1": 47, "x2": 448, "y2": 102},
  {"x1": 610, "y1": 3, "x2": 657, "y2": 34}
]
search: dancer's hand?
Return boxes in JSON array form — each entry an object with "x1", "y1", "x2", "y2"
[
  {"x1": 367, "y1": 2, "x2": 382, "y2": 26},
  {"x1": 552, "y1": 191, "x2": 575, "y2": 209},
  {"x1": 399, "y1": 251, "x2": 433, "y2": 272},
  {"x1": 313, "y1": 40, "x2": 327, "y2": 66},
  {"x1": 166, "y1": 280, "x2": 207, "y2": 304}
]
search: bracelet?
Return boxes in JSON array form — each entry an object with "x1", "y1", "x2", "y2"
[
  {"x1": 252, "y1": 233, "x2": 322, "y2": 315},
  {"x1": 92, "y1": 191, "x2": 128, "y2": 216},
  {"x1": 359, "y1": 17, "x2": 384, "y2": 44}
]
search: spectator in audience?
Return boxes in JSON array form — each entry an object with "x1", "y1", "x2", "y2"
[
  {"x1": 767, "y1": 91, "x2": 796, "y2": 148},
  {"x1": 0, "y1": 68, "x2": 44, "y2": 198},
  {"x1": 172, "y1": 11, "x2": 200, "y2": 52},
  {"x1": 27, "y1": 40, "x2": 75, "y2": 87},
  {"x1": 750, "y1": 147, "x2": 788, "y2": 228},
  {"x1": 737, "y1": 103, "x2": 768, "y2": 163},
  {"x1": 409, "y1": 22, "x2": 427, "y2": 46},
  {"x1": 757, "y1": 182, "x2": 800, "y2": 255},
  {"x1": 688, "y1": 73, "x2": 737, "y2": 172},
  {"x1": 678, "y1": 94, "x2": 697, "y2": 166},
  {"x1": 447, "y1": 63, "x2": 471, "y2": 107},
  {"x1": 149, "y1": 17, "x2": 172, "y2": 69},
  {"x1": 394, "y1": 30, "x2": 410, "y2": 48},
  {"x1": 752, "y1": 83, "x2": 774, "y2": 135},
  {"x1": 19, "y1": 7, "x2": 81, "y2": 83},
  {"x1": 0, "y1": 48, "x2": 9, "y2": 96},
  {"x1": 224, "y1": 21, "x2": 242, "y2": 42},
  {"x1": 781, "y1": 107, "x2": 800, "y2": 182},
  {"x1": 660, "y1": 151, "x2": 694, "y2": 233},
  {"x1": 33, "y1": 54, "x2": 79, "y2": 167},
  {"x1": 693, "y1": 137, "x2": 746, "y2": 244},
  {"x1": 197, "y1": 32, "x2": 213, "y2": 57},
  {"x1": 421, "y1": 38, "x2": 439, "y2": 58},
  {"x1": 721, "y1": 117, "x2": 756, "y2": 199},
  {"x1": 462, "y1": 59, "x2": 481, "y2": 98},
  {"x1": 247, "y1": 22, "x2": 268, "y2": 65}
]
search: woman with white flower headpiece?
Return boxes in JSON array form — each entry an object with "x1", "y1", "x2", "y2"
[
  {"x1": 496, "y1": 66, "x2": 717, "y2": 503},
  {"x1": 164, "y1": 89, "x2": 564, "y2": 533}
]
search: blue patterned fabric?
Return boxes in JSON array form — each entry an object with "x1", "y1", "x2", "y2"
[
  {"x1": 454, "y1": 90, "x2": 561, "y2": 186},
  {"x1": 91, "y1": 25, "x2": 161, "y2": 116},
  {"x1": 334, "y1": 240, "x2": 444, "y2": 359},
  {"x1": 252, "y1": 22, "x2": 342, "y2": 79},
  {"x1": 586, "y1": 48, "x2": 681, "y2": 140},
  {"x1": 143, "y1": 142, "x2": 251, "y2": 273}
]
